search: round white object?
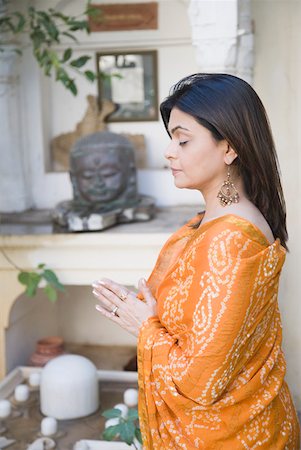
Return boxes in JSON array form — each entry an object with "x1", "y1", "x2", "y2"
[
  {"x1": 105, "y1": 417, "x2": 120, "y2": 429},
  {"x1": 14, "y1": 384, "x2": 30, "y2": 402},
  {"x1": 0, "y1": 399, "x2": 11, "y2": 418},
  {"x1": 40, "y1": 355, "x2": 99, "y2": 420},
  {"x1": 29, "y1": 372, "x2": 41, "y2": 387},
  {"x1": 113, "y1": 403, "x2": 128, "y2": 419},
  {"x1": 41, "y1": 417, "x2": 58, "y2": 436},
  {"x1": 123, "y1": 388, "x2": 138, "y2": 407}
]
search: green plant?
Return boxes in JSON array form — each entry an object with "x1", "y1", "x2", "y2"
[
  {"x1": 0, "y1": 244, "x2": 65, "y2": 302},
  {"x1": 102, "y1": 407, "x2": 142, "y2": 448},
  {"x1": 0, "y1": 1, "x2": 101, "y2": 95},
  {"x1": 18, "y1": 263, "x2": 65, "y2": 302}
]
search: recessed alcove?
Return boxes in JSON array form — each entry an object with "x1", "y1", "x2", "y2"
[
  {"x1": 6, "y1": 285, "x2": 137, "y2": 374},
  {"x1": 0, "y1": 206, "x2": 199, "y2": 379}
]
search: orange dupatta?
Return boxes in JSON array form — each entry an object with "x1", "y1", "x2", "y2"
[{"x1": 137, "y1": 213, "x2": 300, "y2": 449}]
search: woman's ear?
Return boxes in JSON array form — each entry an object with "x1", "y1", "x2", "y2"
[{"x1": 224, "y1": 144, "x2": 238, "y2": 165}]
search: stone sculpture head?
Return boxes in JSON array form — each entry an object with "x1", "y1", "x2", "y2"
[{"x1": 70, "y1": 131, "x2": 139, "y2": 212}]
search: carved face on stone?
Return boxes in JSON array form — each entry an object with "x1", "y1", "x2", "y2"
[
  {"x1": 70, "y1": 131, "x2": 138, "y2": 211},
  {"x1": 72, "y1": 148, "x2": 126, "y2": 203}
]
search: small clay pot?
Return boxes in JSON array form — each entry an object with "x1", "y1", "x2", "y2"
[{"x1": 29, "y1": 336, "x2": 65, "y2": 367}]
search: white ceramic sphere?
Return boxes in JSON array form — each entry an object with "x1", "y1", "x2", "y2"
[
  {"x1": 123, "y1": 388, "x2": 138, "y2": 407},
  {"x1": 105, "y1": 417, "x2": 120, "y2": 428},
  {"x1": 29, "y1": 372, "x2": 41, "y2": 387},
  {"x1": 41, "y1": 417, "x2": 58, "y2": 436},
  {"x1": 0, "y1": 399, "x2": 11, "y2": 418},
  {"x1": 114, "y1": 403, "x2": 128, "y2": 419},
  {"x1": 40, "y1": 354, "x2": 99, "y2": 420},
  {"x1": 14, "y1": 384, "x2": 30, "y2": 402}
]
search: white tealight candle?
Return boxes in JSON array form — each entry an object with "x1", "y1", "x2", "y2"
[
  {"x1": 41, "y1": 416, "x2": 58, "y2": 436},
  {"x1": 123, "y1": 388, "x2": 138, "y2": 407},
  {"x1": 14, "y1": 384, "x2": 30, "y2": 402},
  {"x1": 0, "y1": 399, "x2": 11, "y2": 418},
  {"x1": 29, "y1": 372, "x2": 41, "y2": 388}
]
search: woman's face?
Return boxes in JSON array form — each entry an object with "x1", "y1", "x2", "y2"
[{"x1": 165, "y1": 108, "x2": 228, "y2": 192}]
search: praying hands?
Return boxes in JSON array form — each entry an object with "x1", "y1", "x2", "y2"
[{"x1": 92, "y1": 278, "x2": 157, "y2": 337}]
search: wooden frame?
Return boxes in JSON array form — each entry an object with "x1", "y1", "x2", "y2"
[{"x1": 96, "y1": 50, "x2": 159, "y2": 122}]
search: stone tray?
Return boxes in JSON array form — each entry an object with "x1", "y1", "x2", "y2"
[{"x1": 0, "y1": 367, "x2": 138, "y2": 450}]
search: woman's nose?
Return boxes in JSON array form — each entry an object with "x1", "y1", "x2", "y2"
[{"x1": 164, "y1": 141, "x2": 178, "y2": 160}]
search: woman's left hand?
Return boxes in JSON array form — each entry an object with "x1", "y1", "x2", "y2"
[{"x1": 92, "y1": 278, "x2": 157, "y2": 337}]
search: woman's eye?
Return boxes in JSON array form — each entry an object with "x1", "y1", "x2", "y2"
[{"x1": 179, "y1": 141, "x2": 188, "y2": 146}]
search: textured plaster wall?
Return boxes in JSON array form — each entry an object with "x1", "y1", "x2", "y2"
[{"x1": 252, "y1": 0, "x2": 301, "y2": 409}]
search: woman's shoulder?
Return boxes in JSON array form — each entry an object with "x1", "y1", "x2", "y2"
[{"x1": 199, "y1": 204, "x2": 275, "y2": 247}]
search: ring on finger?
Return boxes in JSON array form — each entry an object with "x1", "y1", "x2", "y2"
[
  {"x1": 120, "y1": 292, "x2": 128, "y2": 302},
  {"x1": 111, "y1": 306, "x2": 119, "y2": 316}
]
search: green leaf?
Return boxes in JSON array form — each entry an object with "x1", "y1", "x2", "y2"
[
  {"x1": 84, "y1": 70, "x2": 96, "y2": 82},
  {"x1": 39, "y1": 15, "x2": 59, "y2": 42},
  {"x1": 102, "y1": 408, "x2": 122, "y2": 419},
  {"x1": 0, "y1": 17, "x2": 16, "y2": 33},
  {"x1": 49, "y1": 11, "x2": 69, "y2": 23},
  {"x1": 70, "y1": 56, "x2": 91, "y2": 68},
  {"x1": 68, "y1": 20, "x2": 89, "y2": 32},
  {"x1": 24, "y1": 272, "x2": 42, "y2": 297},
  {"x1": 102, "y1": 424, "x2": 122, "y2": 441},
  {"x1": 127, "y1": 409, "x2": 139, "y2": 421},
  {"x1": 37, "y1": 263, "x2": 46, "y2": 269},
  {"x1": 44, "y1": 61, "x2": 53, "y2": 77},
  {"x1": 26, "y1": 283, "x2": 37, "y2": 297},
  {"x1": 62, "y1": 31, "x2": 78, "y2": 42},
  {"x1": 42, "y1": 269, "x2": 65, "y2": 291},
  {"x1": 12, "y1": 12, "x2": 26, "y2": 33},
  {"x1": 67, "y1": 79, "x2": 78, "y2": 96},
  {"x1": 135, "y1": 428, "x2": 143, "y2": 444},
  {"x1": 86, "y1": 7, "x2": 102, "y2": 19},
  {"x1": 18, "y1": 271, "x2": 31, "y2": 285},
  {"x1": 62, "y1": 48, "x2": 72, "y2": 63},
  {"x1": 44, "y1": 284, "x2": 58, "y2": 302},
  {"x1": 119, "y1": 421, "x2": 136, "y2": 445},
  {"x1": 30, "y1": 29, "x2": 47, "y2": 50}
]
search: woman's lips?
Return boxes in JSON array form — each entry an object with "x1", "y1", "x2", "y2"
[{"x1": 171, "y1": 168, "x2": 182, "y2": 176}]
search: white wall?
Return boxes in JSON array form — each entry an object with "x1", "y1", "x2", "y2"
[
  {"x1": 252, "y1": 0, "x2": 301, "y2": 409},
  {"x1": 22, "y1": 0, "x2": 201, "y2": 210}
]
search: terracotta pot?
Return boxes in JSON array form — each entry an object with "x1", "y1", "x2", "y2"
[{"x1": 29, "y1": 336, "x2": 65, "y2": 367}]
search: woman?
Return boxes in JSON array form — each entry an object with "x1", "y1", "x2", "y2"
[{"x1": 92, "y1": 74, "x2": 300, "y2": 449}]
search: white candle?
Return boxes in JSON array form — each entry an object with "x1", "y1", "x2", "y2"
[
  {"x1": 41, "y1": 416, "x2": 58, "y2": 436},
  {"x1": 123, "y1": 388, "x2": 138, "y2": 407},
  {"x1": 14, "y1": 384, "x2": 30, "y2": 402},
  {"x1": 0, "y1": 399, "x2": 11, "y2": 418},
  {"x1": 113, "y1": 403, "x2": 128, "y2": 419},
  {"x1": 29, "y1": 372, "x2": 41, "y2": 387},
  {"x1": 105, "y1": 417, "x2": 120, "y2": 428}
]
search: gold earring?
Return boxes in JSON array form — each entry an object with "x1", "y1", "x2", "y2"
[{"x1": 217, "y1": 166, "x2": 239, "y2": 207}]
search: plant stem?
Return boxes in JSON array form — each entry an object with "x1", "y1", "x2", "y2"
[{"x1": 0, "y1": 247, "x2": 23, "y2": 271}]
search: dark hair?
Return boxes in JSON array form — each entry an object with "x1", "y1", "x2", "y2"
[{"x1": 160, "y1": 73, "x2": 288, "y2": 251}]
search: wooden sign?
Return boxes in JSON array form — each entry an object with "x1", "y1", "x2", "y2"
[{"x1": 88, "y1": 2, "x2": 158, "y2": 32}]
